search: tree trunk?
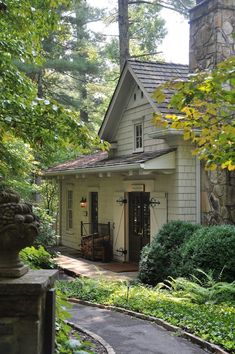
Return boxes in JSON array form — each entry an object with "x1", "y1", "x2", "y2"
[
  {"x1": 118, "y1": 0, "x2": 130, "y2": 71},
  {"x1": 80, "y1": 80, "x2": 89, "y2": 123}
]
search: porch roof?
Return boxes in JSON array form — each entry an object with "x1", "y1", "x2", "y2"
[{"x1": 45, "y1": 148, "x2": 176, "y2": 176}]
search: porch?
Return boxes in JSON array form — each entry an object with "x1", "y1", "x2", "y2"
[{"x1": 54, "y1": 245, "x2": 138, "y2": 281}]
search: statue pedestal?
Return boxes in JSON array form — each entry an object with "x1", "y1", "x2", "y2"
[
  {"x1": 0, "y1": 270, "x2": 58, "y2": 354},
  {"x1": 0, "y1": 252, "x2": 29, "y2": 278}
]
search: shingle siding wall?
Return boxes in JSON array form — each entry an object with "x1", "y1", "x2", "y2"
[{"x1": 114, "y1": 84, "x2": 167, "y2": 156}]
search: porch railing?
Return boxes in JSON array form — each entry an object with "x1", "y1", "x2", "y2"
[{"x1": 80, "y1": 222, "x2": 112, "y2": 262}]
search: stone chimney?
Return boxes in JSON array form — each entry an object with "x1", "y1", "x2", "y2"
[
  {"x1": 189, "y1": 0, "x2": 235, "y2": 225},
  {"x1": 189, "y1": 0, "x2": 235, "y2": 71}
]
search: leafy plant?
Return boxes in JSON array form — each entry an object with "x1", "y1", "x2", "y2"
[
  {"x1": 138, "y1": 221, "x2": 201, "y2": 285},
  {"x1": 56, "y1": 290, "x2": 94, "y2": 354},
  {"x1": 33, "y1": 206, "x2": 59, "y2": 249},
  {"x1": 180, "y1": 225, "x2": 235, "y2": 281},
  {"x1": 153, "y1": 57, "x2": 235, "y2": 170},
  {"x1": 20, "y1": 246, "x2": 56, "y2": 269},
  {"x1": 157, "y1": 270, "x2": 235, "y2": 305}
]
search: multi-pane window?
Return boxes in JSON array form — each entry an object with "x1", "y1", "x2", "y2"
[
  {"x1": 134, "y1": 123, "x2": 143, "y2": 151},
  {"x1": 67, "y1": 190, "x2": 73, "y2": 229}
]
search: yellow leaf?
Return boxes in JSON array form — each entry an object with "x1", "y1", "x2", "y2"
[{"x1": 184, "y1": 131, "x2": 191, "y2": 140}]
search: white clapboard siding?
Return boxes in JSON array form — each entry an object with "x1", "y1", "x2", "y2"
[{"x1": 113, "y1": 83, "x2": 164, "y2": 156}]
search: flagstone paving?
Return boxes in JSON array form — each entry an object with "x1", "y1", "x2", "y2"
[{"x1": 54, "y1": 246, "x2": 138, "y2": 281}]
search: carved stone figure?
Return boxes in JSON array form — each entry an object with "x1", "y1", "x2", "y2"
[{"x1": 0, "y1": 189, "x2": 39, "y2": 277}]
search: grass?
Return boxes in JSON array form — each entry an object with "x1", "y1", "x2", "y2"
[{"x1": 57, "y1": 277, "x2": 235, "y2": 353}]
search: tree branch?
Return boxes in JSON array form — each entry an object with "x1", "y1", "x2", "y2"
[{"x1": 128, "y1": 0, "x2": 188, "y2": 15}]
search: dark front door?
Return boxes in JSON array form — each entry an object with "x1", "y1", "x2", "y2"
[{"x1": 129, "y1": 192, "x2": 150, "y2": 262}]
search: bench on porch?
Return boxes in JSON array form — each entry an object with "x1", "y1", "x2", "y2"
[{"x1": 80, "y1": 222, "x2": 113, "y2": 262}]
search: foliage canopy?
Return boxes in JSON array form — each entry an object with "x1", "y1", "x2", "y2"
[{"x1": 153, "y1": 57, "x2": 235, "y2": 170}]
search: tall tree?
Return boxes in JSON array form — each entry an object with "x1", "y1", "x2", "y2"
[
  {"x1": 118, "y1": 0, "x2": 130, "y2": 69},
  {"x1": 117, "y1": 0, "x2": 195, "y2": 69},
  {"x1": 17, "y1": 1, "x2": 107, "y2": 127},
  {"x1": 0, "y1": 0, "x2": 101, "y2": 195}
]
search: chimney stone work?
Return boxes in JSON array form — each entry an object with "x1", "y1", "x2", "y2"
[
  {"x1": 189, "y1": 0, "x2": 235, "y2": 225},
  {"x1": 189, "y1": 0, "x2": 235, "y2": 72}
]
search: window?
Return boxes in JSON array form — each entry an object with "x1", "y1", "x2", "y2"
[
  {"x1": 90, "y1": 192, "x2": 98, "y2": 234},
  {"x1": 134, "y1": 122, "x2": 143, "y2": 152},
  {"x1": 66, "y1": 190, "x2": 73, "y2": 229}
]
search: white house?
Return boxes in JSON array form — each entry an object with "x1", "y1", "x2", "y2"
[
  {"x1": 45, "y1": 0, "x2": 235, "y2": 262},
  {"x1": 46, "y1": 60, "x2": 200, "y2": 262}
]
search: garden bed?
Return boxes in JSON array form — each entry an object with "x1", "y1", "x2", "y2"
[
  {"x1": 57, "y1": 277, "x2": 235, "y2": 353},
  {"x1": 68, "y1": 325, "x2": 110, "y2": 354}
]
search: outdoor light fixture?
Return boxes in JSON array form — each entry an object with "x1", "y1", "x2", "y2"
[
  {"x1": 116, "y1": 197, "x2": 127, "y2": 205},
  {"x1": 149, "y1": 197, "x2": 160, "y2": 207},
  {"x1": 80, "y1": 197, "x2": 87, "y2": 208}
]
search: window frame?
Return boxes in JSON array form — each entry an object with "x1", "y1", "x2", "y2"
[
  {"x1": 133, "y1": 120, "x2": 144, "y2": 152},
  {"x1": 66, "y1": 190, "x2": 73, "y2": 230}
]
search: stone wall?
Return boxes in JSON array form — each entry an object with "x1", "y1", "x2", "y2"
[
  {"x1": 189, "y1": 0, "x2": 235, "y2": 225},
  {"x1": 201, "y1": 168, "x2": 235, "y2": 225},
  {"x1": 189, "y1": 0, "x2": 235, "y2": 71}
]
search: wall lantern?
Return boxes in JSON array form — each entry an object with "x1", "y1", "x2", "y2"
[
  {"x1": 149, "y1": 197, "x2": 160, "y2": 207},
  {"x1": 80, "y1": 197, "x2": 87, "y2": 208},
  {"x1": 116, "y1": 197, "x2": 127, "y2": 206}
]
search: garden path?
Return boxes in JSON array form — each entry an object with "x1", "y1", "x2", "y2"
[
  {"x1": 54, "y1": 246, "x2": 138, "y2": 281},
  {"x1": 68, "y1": 303, "x2": 209, "y2": 354}
]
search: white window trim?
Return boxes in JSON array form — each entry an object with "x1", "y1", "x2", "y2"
[
  {"x1": 133, "y1": 118, "x2": 144, "y2": 153},
  {"x1": 66, "y1": 189, "x2": 73, "y2": 230}
]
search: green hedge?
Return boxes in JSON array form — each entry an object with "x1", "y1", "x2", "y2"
[
  {"x1": 138, "y1": 221, "x2": 235, "y2": 285},
  {"x1": 180, "y1": 225, "x2": 235, "y2": 282},
  {"x1": 138, "y1": 220, "x2": 200, "y2": 285}
]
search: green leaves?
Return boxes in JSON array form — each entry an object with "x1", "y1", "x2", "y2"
[
  {"x1": 57, "y1": 276, "x2": 235, "y2": 352},
  {"x1": 0, "y1": 0, "x2": 103, "y2": 191},
  {"x1": 153, "y1": 57, "x2": 235, "y2": 170}
]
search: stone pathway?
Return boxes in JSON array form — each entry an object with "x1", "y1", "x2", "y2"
[
  {"x1": 69, "y1": 303, "x2": 209, "y2": 354},
  {"x1": 54, "y1": 246, "x2": 137, "y2": 281}
]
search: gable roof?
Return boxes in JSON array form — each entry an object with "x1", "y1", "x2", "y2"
[
  {"x1": 45, "y1": 148, "x2": 176, "y2": 176},
  {"x1": 99, "y1": 59, "x2": 188, "y2": 141}
]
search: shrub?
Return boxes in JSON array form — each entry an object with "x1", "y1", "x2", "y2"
[
  {"x1": 180, "y1": 225, "x2": 235, "y2": 282},
  {"x1": 33, "y1": 206, "x2": 59, "y2": 248},
  {"x1": 138, "y1": 221, "x2": 201, "y2": 285},
  {"x1": 20, "y1": 246, "x2": 57, "y2": 269}
]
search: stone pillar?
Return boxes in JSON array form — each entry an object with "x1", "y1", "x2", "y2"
[
  {"x1": 0, "y1": 189, "x2": 58, "y2": 353},
  {"x1": 0, "y1": 270, "x2": 58, "y2": 354},
  {"x1": 189, "y1": 0, "x2": 235, "y2": 225},
  {"x1": 189, "y1": 0, "x2": 235, "y2": 71}
]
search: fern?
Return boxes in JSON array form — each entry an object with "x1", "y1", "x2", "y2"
[{"x1": 156, "y1": 270, "x2": 235, "y2": 305}]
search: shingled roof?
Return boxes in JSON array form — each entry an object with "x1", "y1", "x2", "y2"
[
  {"x1": 128, "y1": 60, "x2": 188, "y2": 114},
  {"x1": 128, "y1": 60, "x2": 188, "y2": 94},
  {"x1": 99, "y1": 60, "x2": 188, "y2": 140},
  {"x1": 45, "y1": 148, "x2": 176, "y2": 175}
]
